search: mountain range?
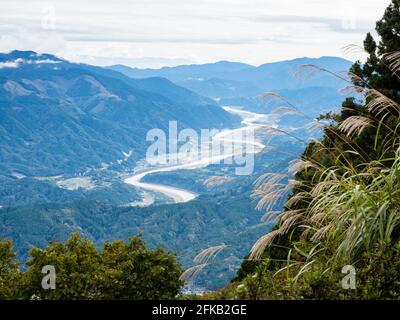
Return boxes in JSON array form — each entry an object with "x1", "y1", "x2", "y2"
[
  {"x1": 109, "y1": 56, "x2": 353, "y2": 116},
  {"x1": 0, "y1": 51, "x2": 237, "y2": 178},
  {"x1": 0, "y1": 51, "x2": 354, "y2": 290}
]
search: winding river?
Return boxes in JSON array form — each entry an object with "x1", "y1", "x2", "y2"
[{"x1": 124, "y1": 107, "x2": 273, "y2": 205}]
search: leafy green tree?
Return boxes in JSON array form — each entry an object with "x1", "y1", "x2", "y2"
[
  {"x1": 99, "y1": 237, "x2": 183, "y2": 300},
  {"x1": 22, "y1": 233, "x2": 182, "y2": 300},
  {"x1": 23, "y1": 233, "x2": 102, "y2": 299},
  {"x1": 0, "y1": 240, "x2": 22, "y2": 299}
]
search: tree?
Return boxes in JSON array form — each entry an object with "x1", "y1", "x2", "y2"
[
  {"x1": 23, "y1": 233, "x2": 102, "y2": 299},
  {"x1": 99, "y1": 237, "x2": 183, "y2": 300},
  {"x1": 238, "y1": 1, "x2": 400, "y2": 299},
  {"x1": 350, "y1": 1, "x2": 400, "y2": 103},
  {"x1": 0, "y1": 240, "x2": 22, "y2": 299},
  {"x1": 22, "y1": 233, "x2": 183, "y2": 300}
]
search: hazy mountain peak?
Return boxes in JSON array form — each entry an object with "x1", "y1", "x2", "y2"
[{"x1": 0, "y1": 50, "x2": 64, "y2": 69}]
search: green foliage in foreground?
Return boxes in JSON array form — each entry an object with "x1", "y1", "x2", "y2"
[
  {"x1": 214, "y1": 249, "x2": 400, "y2": 300},
  {"x1": 0, "y1": 233, "x2": 183, "y2": 300},
  {"x1": 222, "y1": 0, "x2": 400, "y2": 300},
  {"x1": 0, "y1": 240, "x2": 22, "y2": 299}
]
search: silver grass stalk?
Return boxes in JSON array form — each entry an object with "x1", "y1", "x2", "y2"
[
  {"x1": 338, "y1": 116, "x2": 374, "y2": 137},
  {"x1": 194, "y1": 244, "x2": 227, "y2": 264}
]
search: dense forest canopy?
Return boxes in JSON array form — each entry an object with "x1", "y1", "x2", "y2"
[{"x1": 0, "y1": 234, "x2": 182, "y2": 300}]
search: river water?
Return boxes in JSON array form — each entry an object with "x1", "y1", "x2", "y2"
[{"x1": 124, "y1": 106, "x2": 275, "y2": 205}]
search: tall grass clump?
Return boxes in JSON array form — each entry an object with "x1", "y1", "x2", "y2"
[{"x1": 228, "y1": 1, "x2": 400, "y2": 300}]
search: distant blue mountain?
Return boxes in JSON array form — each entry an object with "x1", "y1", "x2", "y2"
[
  {"x1": 0, "y1": 51, "x2": 238, "y2": 177},
  {"x1": 109, "y1": 61, "x2": 253, "y2": 83},
  {"x1": 109, "y1": 57, "x2": 351, "y2": 90},
  {"x1": 0, "y1": 50, "x2": 65, "y2": 63},
  {"x1": 109, "y1": 56, "x2": 353, "y2": 116},
  {"x1": 230, "y1": 56, "x2": 352, "y2": 91}
]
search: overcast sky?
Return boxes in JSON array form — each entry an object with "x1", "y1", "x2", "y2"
[{"x1": 0, "y1": 0, "x2": 392, "y2": 68}]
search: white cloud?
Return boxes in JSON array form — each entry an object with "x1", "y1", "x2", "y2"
[
  {"x1": 0, "y1": 0, "x2": 393, "y2": 67},
  {"x1": 0, "y1": 57, "x2": 61, "y2": 69},
  {"x1": 0, "y1": 60, "x2": 20, "y2": 69},
  {"x1": 33, "y1": 59, "x2": 61, "y2": 64}
]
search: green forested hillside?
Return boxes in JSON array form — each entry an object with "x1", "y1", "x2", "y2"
[{"x1": 0, "y1": 185, "x2": 270, "y2": 291}]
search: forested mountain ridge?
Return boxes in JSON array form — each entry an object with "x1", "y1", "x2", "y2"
[
  {"x1": 109, "y1": 56, "x2": 353, "y2": 123},
  {"x1": 110, "y1": 56, "x2": 351, "y2": 106},
  {"x1": 0, "y1": 50, "x2": 238, "y2": 178},
  {"x1": 108, "y1": 56, "x2": 351, "y2": 91}
]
